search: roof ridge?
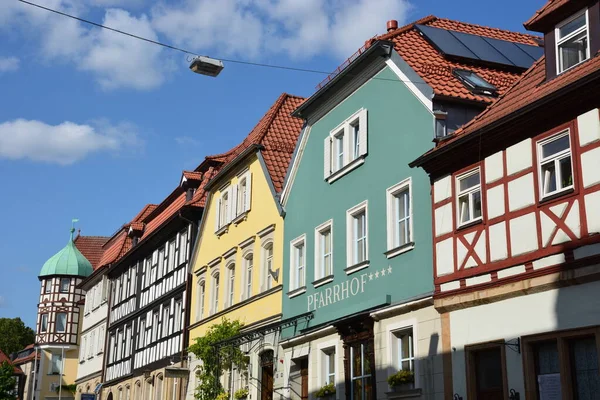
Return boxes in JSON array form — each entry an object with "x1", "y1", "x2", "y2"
[
  {"x1": 435, "y1": 17, "x2": 542, "y2": 41},
  {"x1": 376, "y1": 15, "x2": 437, "y2": 41},
  {"x1": 524, "y1": 0, "x2": 554, "y2": 27}
]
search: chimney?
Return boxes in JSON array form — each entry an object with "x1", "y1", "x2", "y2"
[{"x1": 387, "y1": 20, "x2": 398, "y2": 32}]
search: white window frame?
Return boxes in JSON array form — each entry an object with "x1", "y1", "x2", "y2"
[
  {"x1": 386, "y1": 178, "x2": 414, "y2": 258},
  {"x1": 289, "y1": 234, "x2": 307, "y2": 295},
  {"x1": 215, "y1": 185, "x2": 234, "y2": 232},
  {"x1": 59, "y1": 278, "x2": 70, "y2": 293},
  {"x1": 40, "y1": 314, "x2": 48, "y2": 332},
  {"x1": 555, "y1": 9, "x2": 590, "y2": 74},
  {"x1": 80, "y1": 336, "x2": 86, "y2": 362},
  {"x1": 236, "y1": 171, "x2": 252, "y2": 217},
  {"x1": 387, "y1": 319, "x2": 419, "y2": 389},
  {"x1": 50, "y1": 354, "x2": 62, "y2": 375},
  {"x1": 314, "y1": 220, "x2": 334, "y2": 285},
  {"x1": 537, "y1": 130, "x2": 574, "y2": 199},
  {"x1": 196, "y1": 275, "x2": 206, "y2": 321},
  {"x1": 324, "y1": 108, "x2": 368, "y2": 183},
  {"x1": 98, "y1": 325, "x2": 105, "y2": 354},
  {"x1": 44, "y1": 279, "x2": 52, "y2": 293},
  {"x1": 211, "y1": 272, "x2": 220, "y2": 315},
  {"x1": 55, "y1": 312, "x2": 67, "y2": 333},
  {"x1": 242, "y1": 252, "x2": 253, "y2": 301},
  {"x1": 456, "y1": 169, "x2": 482, "y2": 227},
  {"x1": 316, "y1": 339, "x2": 339, "y2": 388},
  {"x1": 345, "y1": 201, "x2": 369, "y2": 273},
  {"x1": 261, "y1": 242, "x2": 274, "y2": 292},
  {"x1": 226, "y1": 262, "x2": 235, "y2": 308}
]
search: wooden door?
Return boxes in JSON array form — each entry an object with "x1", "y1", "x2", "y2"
[
  {"x1": 467, "y1": 344, "x2": 507, "y2": 400},
  {"x1": 300, "y1": 359, "x2": 309, "y2": 400},
  {"x1": 260, "y1": 351, "x2": 274, "y2": 400}
]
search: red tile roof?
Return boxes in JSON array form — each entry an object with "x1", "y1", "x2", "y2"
[
  {"x1": 0, "y1": 350, "x2": 23, "y2": 374},
  {"x1": 525, "y1": 0, "x2": 567, "y2": 29},
  {"x1": 206, "y1": 93, "x2": 305, "y2": 193},
  {"x1": 414, "y1": 51, "x2": 600, "y2": 161},
  {"x1": 12, "y1": 346, "x2": 40, "y2": 365},
  {"x1": 182, "y1": 170, "x2": 203, "y2": 182},
  {"x1": 374, "y1": 16, "x2": 542, "y2": 104},
  {"x1": 129, "y1": 222, "x2": 145, "y2": 232},
  {"x1": 73, "y1": 235, "x2": 109, "y2": 270}
]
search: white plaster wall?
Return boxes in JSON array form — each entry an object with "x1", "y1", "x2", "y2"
[
  {"x1": 577, "y1": 108, "x2": 600, "y2": 146},
  {"x1": 507, "y1": 173, "x2": 535, "y2": 212},
  {"x1": 580, "y1": 147, "x2": 600, "y2": 188},
  {"x1": 449, "y1": 279, "x2": 600, "y2": 399},
  {"x1": 485, "y1": 152, "x2": 504, "y2": 184},
  {"x1": 489, "y1": 222, "x2": 508, "y2": 262},
  {"x1": 76, "y1": 322, "x2": 107, "y2": 381},
  {"x1": 436, "y1": 239, "x2": 454, "y2": 276},
  {"x1": 81, "y1": 280, "x2": 108, "y2": 331},
  {"x1": 433, "y1": 176, "x2": 452, "y2": 203},
  {"x1": 509, "y1": 213, "x2": 538, "y2": 256},
  {"x1": 506, "y1": 139, "x2": 532, "y2": 176},
  {"x1": 434, "y1": 203, "x2": 453, "y2": 237},
  {"x1": 585, "y1": 191, "x2": 600, "y2": 234},
  {"x1": 486, "y1": 184, "x2": 505, "y2": 219}
]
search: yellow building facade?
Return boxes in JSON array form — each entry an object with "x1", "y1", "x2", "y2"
[{"x1": 186, "y1": 93, "x2": 305, "y2": 400}]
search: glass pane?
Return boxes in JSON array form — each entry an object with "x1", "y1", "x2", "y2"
[
  {"x1": 559, "y1": 14, "x2": 586, "y2": 39},
  {"x1": 323, "y1": 231, "x2": 331, "y2": 253},
  {"x1": 459, "y1": 195, "x2": 471, "y2": 223},
  {"x1": 328, "y1": 352, "x2": 335, "y2": 375},
  {"x1": 542, "y1": 162, "x2": 557, "y2": 194},
  {"x1": 357, "y1": 239, "x2": 365, "y2": 263},
  {"x1": 474, "y1": 348, "x2": 503, "y2": 391},
  {"x1": 364, "y1": 377, "x2": 373, "y2": 400},
  {"x1": 352, "y1": 345, "x2": 362, "y2": 378},
  {"x1": 535, "y1": 341, "x2": 560, "y2": 374},
  {"x1": 364, "y1": 342, "x2": 373, "y2": 374},
  {"x1": 353, "y1": 123, "x2": 360, "y2": 158},
  {"x1": 396, "y1": 190, "x2": 408, "y2": 219},
  {"x1": 559, "y1": 33, "x2": 588, "y2": 71},
  {"x1": 560, "y1": 156, "x2": 573, "y2": 189},
  {"x1": 324, "y1": 254, "x2": 331, "y2": 276},
  {"x1": 401, "y1": 360, "x2": 411, "y2": 371},
  {"x1": 542, "y1": 135, "x2": 570, "y2": 158},
  {"x1": 570, "y1": 337, "x2": 600, "y2": 400},
  {"x1": 398, "y1": 220, "x2": 407, "y2": 246},
  {"x1": 472, "y1": 191, "x2": 482, "y2": 219},
  {"x1": 353, "y1": 378, "x2": 363, "y2": 400},
  {"x1": 459, "y1": 172, "x2": 480, "y2": 192}
]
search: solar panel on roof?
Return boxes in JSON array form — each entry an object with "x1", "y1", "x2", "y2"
[
  {"x1": 415, "y1": 24, "x2": 476, "y2": 59},
  {"x1": 415, "y1": 24, "x2": 543, "y2": 69},
  {"x1": 449, "y1": 30, "x2": 513, "y2": 65},
  {"x1": 482, "y1": 37, "x2": 537, "y2": 69}
]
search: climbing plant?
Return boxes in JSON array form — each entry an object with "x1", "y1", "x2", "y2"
[{"x1": 188, "y1": 318, "x2": 248, "y2": 400}]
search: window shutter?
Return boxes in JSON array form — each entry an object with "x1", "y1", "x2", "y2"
[
  {"x1": 214, "y1": 196, "x2": 221, "y2": 232},
  {"x1": 245, "y1": 172, "x2": 252, "y2": 212},
  {"x1": 232, "y1": 184, "x2": 239, "y2": 216},
  {"x1": 359, "y1": 109, "x2": 368, "y2": 156},
  {"x1": 324, "y1": 136, "x2": 332, "y2": 179},
  {"x1": 226, "y1": 187, "x2": 233, "y2": 223}
]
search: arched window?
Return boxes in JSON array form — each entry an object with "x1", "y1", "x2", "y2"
[
  {"x1": 243, "y1": 253, "x2": 253, "y2": 300},
  {"x1": 227, "y1": 263, "x2": 235, "y2": 307},
  {"x1": 196, "y1": 279, "x2": 205, "y2": 321},
  {"x1": 212, "y1": 272, "x2": 220, "y2": 314},
  {"x1": 262, "y1": 243, "x2": 274, "y2": 291},
  {"x1": 117, "y1": 386, "x2": 123, "y2": 400}
]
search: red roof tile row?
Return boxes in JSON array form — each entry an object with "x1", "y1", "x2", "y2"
[
  {"x1": 73, "y1": 235, "x2": 109, "y2": 270},
  {"x1": 0, "y1": 350, "x2": 23, "y2": 374},
  {"x1": 373, "y1": 16, "x2": 542, "y2": 104}
]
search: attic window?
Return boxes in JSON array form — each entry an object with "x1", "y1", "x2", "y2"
[
  {"x1": 556, "y1": 10, "x2": 589, "y2": 74},
  {"x1": 453, "y1": 69, "x2": 498, "y2": 96},
  {"x1": 186, "y1": 188, "x2": 195, "y2": 202}
]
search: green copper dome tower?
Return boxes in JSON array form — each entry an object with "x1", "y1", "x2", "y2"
[{"x1": 38, "y1": 225, "x2": 93, "y2": 279}]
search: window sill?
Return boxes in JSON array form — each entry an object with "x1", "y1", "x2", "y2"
[
  {"x1": 215, "y1": 225, "x2": 229, "y2": 237},
  {"x1": 539, "y1": 187, "x2": 574, "y2": 204},
  {"x1": 344, "y1": 260, "x2": 370, "y2": 275},
  {"x1": 287, "y1": 286, "x2": 307, "y2": 298},
  {"x1": 312, "y1": 275, "x2": 334, "y2": 288},
  {"x1": 326, "y1": 156, "x2": 365, "y2": 184},
  {"x1": 456, "y1": 218, "x2": 482, "y2": 231},
  {"x1": 385, "y1": 242, "x2": 415, "y2": 259},
  {"x1": 385, "y1": 388, "x2": 422, "y2": 399},
  {"x1": 232, "y1": 211, "x2": 249, "y2": 225}
]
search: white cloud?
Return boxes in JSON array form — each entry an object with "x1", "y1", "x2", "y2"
[
  {"x1": 0, "y1": 119, "x2": 141, "y2": 165},
  {"x1": 0, "y1": 56, "x2": 20, "y2": 73},
  {"x1": 175, "y1": 136, "x2": 201, "y2": 146}
]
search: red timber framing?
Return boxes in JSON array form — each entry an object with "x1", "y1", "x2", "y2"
[{"x1": 430, "y1": 110, "x2": 600, "y2": 298}]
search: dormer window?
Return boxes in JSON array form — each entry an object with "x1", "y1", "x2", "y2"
[
  {"x1": 556, "y1": 10, "x2": 589, "y2": 74},
  {"x1": 186, "y1": 188, "x2": 195, "y2": 202},
  {"x1": 453, "y1": 69, "x2": 498, "y2": 96}
]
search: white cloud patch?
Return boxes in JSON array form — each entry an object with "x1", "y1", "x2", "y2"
[
  {"x1": 0, "y1": 56, "x2": 20, "y2": 73},
  {"x1": 0, "y1": 119, "x2": 141, "y2": 165},
  {"x1": 2, "y1": 0, "x2": 410, "y2": 90},
  {"x1": 175, "y1": 136, "x2": 201, "y2": 146}
]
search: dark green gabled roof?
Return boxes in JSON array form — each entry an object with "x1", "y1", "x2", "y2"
[{"x1": 39, "y1": 228, "x2": 93, "y2": 278}]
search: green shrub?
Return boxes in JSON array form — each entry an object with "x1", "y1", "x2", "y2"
[
  {"x1": 216, "y1": 392, "x2": 229, "y2": 400},
  {"x1": 315, "y1": 382, "x2": 336, "y2": 398},
  {"x1": 387, "y1": 370, "x2": 414, "y2": 387},
  {"x1": 234, "y1": 388, "x2": 249, "y2": 399}
]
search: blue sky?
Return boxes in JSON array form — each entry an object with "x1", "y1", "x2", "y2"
[{"x1": 0, "y1": 0, "x2": 543, "y2": 330}]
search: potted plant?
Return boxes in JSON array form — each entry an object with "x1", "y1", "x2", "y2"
[
  {"x1": 387, "y1": 370, "x2": 415, "y2": 392},
  {"x1": 216, "y1": 392, "x2": 230, "y2": 400},
  {"x1": 315, "y1": 382, "x2": 336, "y2": 399},
  {"x1": 234, "y1": 388, "x2": 249, "y2": 400}
]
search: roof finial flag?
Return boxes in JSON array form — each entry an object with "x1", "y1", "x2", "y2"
[{"x1": 70, "y1": 218, "x2": 79, "y2": 241}]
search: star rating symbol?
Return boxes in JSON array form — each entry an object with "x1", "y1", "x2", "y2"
[
  {"x1": 369, "y1": 273, "x2": 373, "y2": 281},
  {"x1": 388, "y1": 266, "x2": 392, "y2": 274},
  {"x1": 375, "y1": 270, "x2": 379, "y2": 278},
  {"x1": 380, "y1": 268, "x2": 386, "y2": 276}
]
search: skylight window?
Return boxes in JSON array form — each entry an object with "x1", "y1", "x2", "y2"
[{"x1": 453, "y1": 69, "x2": 498, "y2": 96}]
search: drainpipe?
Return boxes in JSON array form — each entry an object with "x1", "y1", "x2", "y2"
[
  {"x1": 59, "y1": 347, "x2": 65, "y2": 400},
  {"x1": 31, "y1": 347, "x2": 38, "y2": 400}
]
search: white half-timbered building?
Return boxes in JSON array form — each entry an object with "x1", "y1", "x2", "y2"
[
  {"x1": 101, "y1": 162, "x2": 223, "y2": 400},
  {"x1": 411, "y1": 0, "x2": 600, "y2": 398}
]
